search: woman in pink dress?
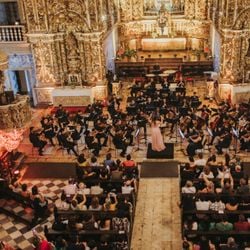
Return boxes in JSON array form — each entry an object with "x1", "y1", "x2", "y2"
[{"x1": 151, "y1": 114, "x2": 166, "y2": 152}]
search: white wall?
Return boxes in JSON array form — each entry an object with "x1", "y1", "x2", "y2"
[{"x1": 103, "y1": 27, "x2": 118, "y2": 74}]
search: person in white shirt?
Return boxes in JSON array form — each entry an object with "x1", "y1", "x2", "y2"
[
  {"x1": 77, "y1": 182, "x2": 90, "y2": 195},
  {"x1": 199, "y1": 165, "x2": 214, "y2": 179},
  {"x1": 182, "y1": 181, "x2": 196, "y2": 194},
  {"x1": 122, "y1": 179, "x2": 136, "y2": 194},
  {"x1": 90, "y1": 183, "x2": 103, "y2": 195},
  {"x1": 195, "y1": 198, "x2": 211, "y2": 210},
  {"x1": 194, "y1": 153, "x2": 207, "y2": 167},
  {"x1": 63, "y1": 178, "x2": 77, "y2": 196},
  {"x1": 217, "y1": 165, "x2": 231, "y2": 179},
  {"x1": 55, "y1": 191, "x2": 70, "y2": 210}
]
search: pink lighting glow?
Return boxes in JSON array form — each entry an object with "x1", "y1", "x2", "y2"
[{"x1": 0, "y1": 129, "x2": 24, "y2": 152}]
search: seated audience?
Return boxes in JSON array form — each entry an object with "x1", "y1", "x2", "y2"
[
  {"x1": 88, "y1": 196, "x2": 102, "y2": 211},
  {"x1": 90, "y1": 183, "x2": 103, "y2": 195},
  {"x1": 182, "y1": 180, "x2": 196, "y2": 194},
  {"x1": 234, "y1": 214, "x2": 250, "y2": 231},
  {"x1": 63, "y1": 178, "x2": 77, "y2": 196},
  {"x1": 103, "y1": 192, "x2": 118, "y2": 211},
  {"x1": 216, "y1": 216, "x2": 233, "y2": 231},
  {"x1": 194, "y1": 153, "x2": 206, "y2": 167}
]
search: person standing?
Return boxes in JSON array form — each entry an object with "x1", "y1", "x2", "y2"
[{"x1": 150, "y1": 113, "x2": 165, "y2": 152}]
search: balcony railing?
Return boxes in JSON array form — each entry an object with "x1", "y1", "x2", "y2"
[{"x1": 0, "y1": 25, "x2": 26, "y2": 42}]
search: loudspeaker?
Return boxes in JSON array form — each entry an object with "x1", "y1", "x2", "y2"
[{"x1": 147, "y1": 143, "x2": 174, "y2": 159}]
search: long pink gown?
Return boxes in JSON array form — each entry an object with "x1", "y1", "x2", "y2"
[{"x1": 151, "y1": 121, "x2": 166, "y2": 151}]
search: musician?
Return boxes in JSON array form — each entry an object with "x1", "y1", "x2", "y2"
[
  {"x1": 136, "y1": 92, "x2": 146, "y2": 111},
  {"x1": 74, "y1": 110, "x2": 88, "y2": 130},
  {"x1": 84, "y1": 130, "x2": 101, "y2": 157},
  {"x1": 136, "y1": 111, "x2": 148, "y2": 140},
  {"x1": 124, "y1": 123, "x2": 135, "y2": 146},
  {"x1": 130, "y1": 81, "x2": 141, "y2": 97},
  {"x1": 42, "y1": 118, "x2": 55, "y2": 146},
  {"x1": 94, "y1": 120, "x2": 109, "y2": 147},
  {"x1": 127, "y1": 100, "x2": 137, "y2": 116},
  {"x1": 165, "y1": 109, "x2": 179, "y2": 134},
  {"x1": 59, "y1": 129, "x2": 79, "y2": 156},
  {"x1": 70, "y1": 124, "x2": 84, "y2": 143},
  {"x1": 239, "y1": 124, "x2": 250, "y2": 151},
  {"x1": 215, "y1": 130, "x2": 232, "y2": 154},
  {"x1": 113, "y1": 129, "x2": 128, "y2": 157},
  {"x1": 107, "y1": 96, "x2": 116, "y2": 117},
  {"x1": 55, "y1": 105, "x2": 69, "y2": 128},
  {"x1": 29, "y1": 127, "x2": 47, "y2": 156},
  {"x1": 186, "y1": 129, "x2": 203, "y2": 159}
]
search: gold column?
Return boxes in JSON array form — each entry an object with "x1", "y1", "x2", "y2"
[{"x1": 0, "y1": 50, "x2": 8, "y2": 94}]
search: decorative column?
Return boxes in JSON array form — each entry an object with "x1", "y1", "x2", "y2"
[
  {"x1": 0, "y1": 50, "x2": 8, "y2": 93},
  {"x1": 77, "y1": 32, "x2": 107, "y2": 100}
]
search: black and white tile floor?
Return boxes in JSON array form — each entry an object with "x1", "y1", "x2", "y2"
[{"x1": 0, "y1": 179, "x2": 68, "y2": 249}]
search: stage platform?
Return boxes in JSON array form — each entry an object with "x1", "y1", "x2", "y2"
[
  {"x1": 147, "y1": 143, "x2": 174, "y2": 159},
  {"x1": 141, "y1": 159, "x2": 179, "y2": 178}
]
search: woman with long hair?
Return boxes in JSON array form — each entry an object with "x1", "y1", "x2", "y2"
[{"x1": 150, "y1": 111, "x2": 166, "y2": 151}]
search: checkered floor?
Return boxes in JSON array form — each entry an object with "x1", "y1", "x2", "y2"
[{"x1": 0, "y1": 179, "x2": 68, "y2": 249}]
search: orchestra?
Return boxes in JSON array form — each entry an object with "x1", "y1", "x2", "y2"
[{"x1": 28, "y1": 75, "x2": 249, "y2": 158}]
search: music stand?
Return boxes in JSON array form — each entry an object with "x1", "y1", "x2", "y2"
[
  {"x1": 134, "y1": 128, "x2": 142, "y2": 152},
  {"x1": 178, "y1": 128, "x2": 185, "y2": 153},
  {"x1": 232, "y1": 128, "x2": 239, "y2": 156}
]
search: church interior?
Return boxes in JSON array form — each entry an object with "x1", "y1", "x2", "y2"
[{"x1": 0, "y1": 0, "x2": 250, "y2": 249}]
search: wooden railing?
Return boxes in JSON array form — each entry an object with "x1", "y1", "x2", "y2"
[{"x1": 0, "y1": 25, "x2": 26, "y2": 42}]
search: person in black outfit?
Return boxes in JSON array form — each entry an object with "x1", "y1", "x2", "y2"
[
  {"x1": 136, "y1": 111, "x2": 148, "y2": 140},
  {"x1": 215, "y1": 130, "x2": 232, "y2": 154},
  {"x1": 59, "y1": 130, "x2": 78, "y2": 156},
  {"x1": 29, "y1": 127, "x2": 47, "y2": 155},
  {"x1": 55, "y1": 105, "x2": 69, "y2": 128},
  {"x1": 84, "y1": 130, "x2": 101, "y2": 156},
  {"x1": 74, "y1": 110, "x2": 88, "y2": 130},
  {"x1": 94, "y1": 121, "x2": 108, "y2": 147},
  {"x1": 42, "y1": 118, "x2": 55, "y2": 146},
  {"x1": 113, "y1": 130, "x2": 128, "y2": 157}
]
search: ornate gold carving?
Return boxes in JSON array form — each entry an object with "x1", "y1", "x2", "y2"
[
  {"x1": 53, "y1": 96, "x2": 90, "y2": 107},
  {"x1": 0, "y1": 96, "x2": 31, "y2": 129},
  {"x1": 35, "y1": 87, "x2": 54, "y2": 104}
]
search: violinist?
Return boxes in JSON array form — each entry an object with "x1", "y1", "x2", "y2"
[
  {"x1": 136, "y1": 92, "x2": 146, "y2": 111},
  {"x1": 84, "y1": 130, "x2": 101, "y2": 157},
  {"x1": 165, "y1": 109, "x2": 178, "y2": 134},
  {"x1": 59, "y1": 129, "x2": 79, "y2": 156},
  {"x1": 124, "y1": 123, "x2": 135, "y2": 146},
  {"x1": 55, "y1": 104, "x2": 68, "y2": 128},
  {"x1": 136, "y1": 111, "x2": 148, "y2": 140},
  {"x1": 113, "y1": 129, "x2": 128, "y2": 157},
  {"x1": 74, "y1": 110, "x2": 88, "y2": 130},
  {"x1": 215, "y1": 130, "x2": 232, "y2": 154},
  {"x1": 29, "y1": 127, "x2": 47, "y2": 156},
  {"x1": 94, "y1": 118, "x2": 109, "y2": 147},
  {"x1": 42, "y1": 117, "x2": 56, "y2": 146},
  {"x1": 186, "y1": 128, "x2": 203, "y2": 159}
]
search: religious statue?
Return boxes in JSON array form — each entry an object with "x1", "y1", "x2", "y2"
[{"x1": 158, "y1": 3, "x2": 168, "y2": 35}]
